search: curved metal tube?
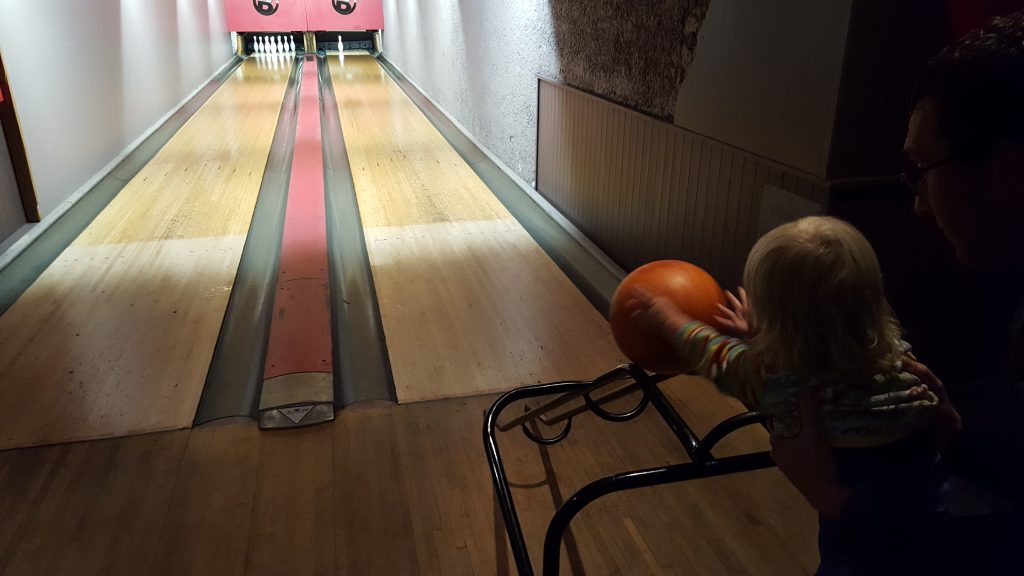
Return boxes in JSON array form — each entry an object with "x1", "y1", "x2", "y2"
[
  {"x1": 583, "y1": 387, "x2": 649, "y2": 422},
  {"x1": 541, "y1": 452, "x2": 776, "y2": 575},
  {"x1": 522, "y1": 416, "x2": 573, "y2": 445},
  {"x1": 692, "y1": 411, "x2": 767, "y2": 462}
]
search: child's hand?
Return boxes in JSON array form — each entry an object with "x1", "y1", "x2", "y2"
[
  {"x1": 627, "y1": 287, "x2": 693, "y2": 341},
  {"x1": 714, "y1": 287, "x2": 752, "y2": 338},
  {"x1": 901, "y1": 357, "x2": 962, "y2": 450}
]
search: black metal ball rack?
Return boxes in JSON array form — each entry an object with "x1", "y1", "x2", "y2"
[{"x1": 483, "y1": 364, "x2": 775, "y2": 575}]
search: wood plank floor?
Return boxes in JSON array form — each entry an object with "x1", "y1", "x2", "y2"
[
  {"x1": 0, "y1": 378, "x2": 819, "y2": 575},
  {"x1": 0, "y1": 59, "x2": 290, "y2": 450},
  {"x1": 330, "y1": 55, "x2": 626, "y2": 403}
]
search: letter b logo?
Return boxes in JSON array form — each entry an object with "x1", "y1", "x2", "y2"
[
  {"x1": 253, "y1": 1, "x2": 280, "y2": 16},
  {"x1": 332, "y1": 1, "x2": 357, "y2": 16}
]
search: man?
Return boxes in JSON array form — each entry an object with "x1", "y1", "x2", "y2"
[
  {"x1": 773, "y1": 11, "x2": 1024, "y2": 575},
  {"x1": 904, "y1": 9, "x2": 1024, "y2": 506}
]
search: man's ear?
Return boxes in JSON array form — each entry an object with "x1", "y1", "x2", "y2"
[{"x1": 989, "y1": 140, "x2": 1024, "y2": 204}]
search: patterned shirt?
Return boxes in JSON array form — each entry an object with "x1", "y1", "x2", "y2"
[{"x1": 674, "y1": 321, "x2": 939, "y2": 448}]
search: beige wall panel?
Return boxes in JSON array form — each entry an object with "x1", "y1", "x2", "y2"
[{"x1": 538, "y1": 81, "x2": 830, "y2": 288}]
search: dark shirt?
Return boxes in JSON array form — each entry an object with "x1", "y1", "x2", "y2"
[{"x1": 836, "y1": 273, "x2": 1024, "y2": 575}]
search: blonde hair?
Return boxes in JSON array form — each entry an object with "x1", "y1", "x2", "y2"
[{"x1": 743, "y1": 216, "x2": 903, "y2": 376}]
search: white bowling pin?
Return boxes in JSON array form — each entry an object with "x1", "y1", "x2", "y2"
[
  {"x1": 289, "y1": 36, "x2": 296, "y2": 53},
  {"x1": 254, "y1": 36, "x2": 261, "y2": 54},
  {"x1": 276, "y1": 35, "x2": 283, "y2": 54},
  {"x1": 338, "y1": 35, "x2": 343, "y2": 53}
]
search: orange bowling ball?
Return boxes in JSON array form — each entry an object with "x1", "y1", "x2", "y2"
[{"x1": 609, "y1": 260, "x2": 725, "y2": 374}]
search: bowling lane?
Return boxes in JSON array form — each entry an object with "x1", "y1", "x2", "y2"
[
  {"x1": 0, "y1": 58, "x2": 292, "y2": 450},
  {"x1": 330, "y1": 55, "x2": 625, "y2": 403}
]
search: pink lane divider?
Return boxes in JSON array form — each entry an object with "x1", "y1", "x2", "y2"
[{"x1": 263, "y1": 60, "x2": 332, "y2": 381}]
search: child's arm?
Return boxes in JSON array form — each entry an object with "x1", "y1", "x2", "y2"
[
  {"x1": 674, "y1": 321, "x2": 763, "y2": 408},
  {"x1": 627, "y1": 288, "x2": 763, "y2": 408}
]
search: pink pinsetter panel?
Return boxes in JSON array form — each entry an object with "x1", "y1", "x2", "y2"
[
  {"x1": 305, "y1": 0, "x2": 384, "y2": 31},
  {"x1": 225, "y1": 0, "x2": 308, "y2": 32}
]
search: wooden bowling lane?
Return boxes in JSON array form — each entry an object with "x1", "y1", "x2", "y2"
[
  {"x1": 330, "y1": 55, "x2": 626, "y2": 403},
  {"x1": 0, "y1": 58, "x2": 291, "y2": 450}
]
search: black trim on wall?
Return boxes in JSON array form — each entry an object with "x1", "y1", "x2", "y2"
[{"x1": 0, "y1": 49, "x2": 38, "y2": 222}]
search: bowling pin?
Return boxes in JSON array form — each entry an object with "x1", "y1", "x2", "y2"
[{"x1": 289, "y1": 36, "x2": 296, "y2": 53}]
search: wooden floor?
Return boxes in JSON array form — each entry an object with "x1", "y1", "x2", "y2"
[
  {"x1": 331, "y1": 55, "x2": 626, "y2": 403},
  {"x1": 0, "y1": 376, "x2": 818, "y2": 575},
  {"x1": 0, "y1": 59, "x2": 290, "y2": 450}
]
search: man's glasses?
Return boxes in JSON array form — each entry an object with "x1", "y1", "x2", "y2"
[{"x1": 900, "y1": 158, "x2": 954, "y2": 193}]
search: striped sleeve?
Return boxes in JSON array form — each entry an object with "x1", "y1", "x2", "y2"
[{"x1": 674, "y1": 321, "x2": 764, "y2": 408}]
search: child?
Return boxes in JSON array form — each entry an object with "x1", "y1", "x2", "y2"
[{"x1": 632, "y1": 216, "x2": 952, "y2": 574}]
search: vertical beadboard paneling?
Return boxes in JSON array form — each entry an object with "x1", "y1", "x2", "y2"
[{"x1": 535, "y1": 80, "x2": 829, "y2": 286}]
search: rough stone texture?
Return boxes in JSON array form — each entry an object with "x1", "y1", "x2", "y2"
[
  {"x1": 551, "y1": 0, "x2": 709, "y2": 120},
  {"x1": 381, "y1": 0, "x2": 708, "y2": 184}
]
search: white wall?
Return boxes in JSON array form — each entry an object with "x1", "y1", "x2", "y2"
[
  {"x1": 0, "y1": 0, "x2": 233, "y2": 217},
  {"x1": 381, "y1": 0, "x2": 560, "y2": 184},
  {"x1": 673, "y1": 0, "x2": 852, "y2": 176}
]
